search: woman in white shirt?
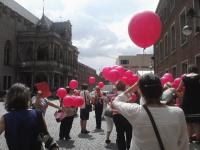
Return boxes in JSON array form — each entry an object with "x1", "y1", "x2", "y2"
[{"x1": 112, "y1": 73, "x2": 189, "y2": 150}]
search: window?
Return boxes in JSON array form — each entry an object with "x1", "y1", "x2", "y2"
[
  {"x1": 179, "y1": 9, "x2": 187, "y2": 45},
  {"x1": 181, "y1": 61, "x2": 188, "y2": 74},
  {"x1": 172, "y1": 65, "x2": 177, "y2": 77},
  {"x1": 194, "y1": 0, "x2": 200, "y2": 33},
  {"x1": 169, "y1": 0, "x2": 175, "y2": 11},
  {"x1": 4, "y1": 40, "x2": 12, "y2": 65},
  {"x1": 120, "y1": 60, "x2": 129, "y2": 65},
  {"x1": 171, "y1": 24, "x2": 176, "y2": 51}
]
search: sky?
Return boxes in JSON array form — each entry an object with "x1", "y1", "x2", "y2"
[{"x1": 15, "y1": 0, "x2": 159, "y2": 73}]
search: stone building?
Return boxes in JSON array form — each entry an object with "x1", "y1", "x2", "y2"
[
  {"x1": 0, "y1": 0, "x2": 78, "y2": 93},
  {"x1": 154, "y1": 0, "x2": 200, "y2": 77}
]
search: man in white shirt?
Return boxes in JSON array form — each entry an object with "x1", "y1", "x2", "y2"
[{"x1": 112, "y1": 73, "x2": 189, "y2": 150}]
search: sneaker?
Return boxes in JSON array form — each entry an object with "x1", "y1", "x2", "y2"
[
  {"x1": 105, "y1": 139, "x2": 111, "y2": 144},
  {"x1": 65, "y1": 136, "x2": 71, "y2": 140},
  {"x1": 81, "y1": 129, "x2": 90, "y2": 134}
]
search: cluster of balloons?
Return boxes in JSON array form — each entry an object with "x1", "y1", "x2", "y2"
[
  {"x1": 56, "y1": 87, "x2": 84, "y2": 107},
  {"x1": 128, "y1": 11, "x2": 162, "y2": 49},
  {"x1": 101, "y1": 65, "x2": 139, "y2": 85},
  {"x1": 160, "y1": 73, "x2": 182, "y2": 89}
]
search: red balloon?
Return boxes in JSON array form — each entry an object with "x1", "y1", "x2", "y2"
[
  {"x1": 98, "y1": 82, "x2": 104, "y2": 89},
  {"x1": 89, "y1": 76, "x2": 96, "y2": 85},
  {"x1": 160, "y1": 77, "x2": 168, "y2": 87},
  {"x1": 115, "y1": 66, "x2": 126, "y2": 76},
  {"x1": 128, "y1": 11, "x2": 162, "y2": 48},
  {"x1": 108, "y1": 69, "x2": 121, "y2": 83},
  {"x1": 120, "y1": 76, "x2": 129, "y2": 85},
  {"x1": 63, "y1": 96, "x2": 74, "y2": 107},
  {"x1": 172, "y1": 78, "x2": 182, "y2": 89},
  {"x1": 127, "y1": 74, "x2": 139, "y2": 86},
  {"x1": 73, "y1": 96, "x2": 84, "y2": 107},
  {"x1": 56, "y1": 88, "x2": 67, "y2": 99},
  {"x1": 102, "y1": 66, "x2": 112, "y2": 80},
  {"x1": 124, "y1": 70, "x2": 133, "y2": 78},
  {"x1": 163, "y1": 73, "x2": 174, "y2": 83},
  {"x1": 69, "y1": 80, "x2": 78, "y2": 89}
]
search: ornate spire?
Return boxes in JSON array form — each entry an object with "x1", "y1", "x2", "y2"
[{"x1": 42, "y1": 0, "x2": 45, "y2": 16}]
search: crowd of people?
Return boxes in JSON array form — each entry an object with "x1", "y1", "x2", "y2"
[{"x1": 0, "y1": 64, "x2": 200, "y2": 150}]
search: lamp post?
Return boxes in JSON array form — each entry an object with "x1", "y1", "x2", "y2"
[{"x1": 182, "y1": 8, "x2": 200, "y2": 36}]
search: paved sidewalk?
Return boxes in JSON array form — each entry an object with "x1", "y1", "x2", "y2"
[
  {"x1": 0, "y1": 101, "x2": 117, "y2": 150},
  {"x1": 0, "y1": 101, "x2": 200, "y2": 150}
]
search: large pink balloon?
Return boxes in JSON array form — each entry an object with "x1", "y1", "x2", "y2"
[
  {"x1": 124, "y1": 70, "x2": 133, "y2": 78},
  {"x1": 115, "y1": 66, "x2": 126, "y2": 77},
  {"x1": 120, "y1": 76, "x2": 129, "y2": 85},
  {"x1": 128, "y1": 11, "x2": 162, "y2": 48},
  {"x1": 127, "y1": 74, "x2": 139, "y2": 86},
  {"x1": 89, "y1": 76, "x2": 96, "y2": 85},
  {"x1": 69, "y1": 80, "x2": 78, "y2": 89},
  {"x1": 56, "y1": 88, "x2": 67, "y2": 99},
  {"x1": 160, "y1": 77, "x2": 168, "y2": 87},
  {"x1": 98, "y1": 82, "x2": 104, "y2": 89}
]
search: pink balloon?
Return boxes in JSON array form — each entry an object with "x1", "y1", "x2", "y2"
[
  {"x1": 160, "y1": 77, "x2": 168, "y2": 87},
  {"x1": 102, "y1": 66, "x2": 112, "y2": 80},
  {"x1": 89, "y1": 76, "x2": 96, "y2": 85},
  {"x1": 163, "y1": 73, "x2": 174, "y2": 83},
  {"x1": 73, "y1": 96, "x2": 84, "y2": 107},
  {"x1": 172, "y1": 77, "x2": 182, "y2": 89},
  {"x1": 128, "y1": 11, "x2": 162, "y2": 48},
  {"x1": 108, "y1": 69, "x2": 121, "y2": 83},
  {"x1": 120, "y1": 76, "x2": 129, "y2": 85},
  {"x1": 115, "y1": 66, "x2": 126, "y2": 76},
  {"x1": 127, "y1": 74, "x2": 139, "y2": 86},
  {"x1": 124, "y1": 70, "x2": 133, "y2": 78},
  {"x1": 56, "y1": 88, "x2": 67, "y2": 99},
  {"x1": 98, "y1": 82, "x2": 104, "y2": 89},
  {"x1": 69, "y1": 80, "x2": 78, "y2": 89},
  {"x1": 63, "y1": 96, "x2": 74, "y2": 107}
]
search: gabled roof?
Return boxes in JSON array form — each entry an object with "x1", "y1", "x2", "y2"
[
  {"x1": 0, "y1": 0, "x2": 39, "y2": 24},
  {"x1": 37, "y1": 14, "x2": 53, "y2": 30}
]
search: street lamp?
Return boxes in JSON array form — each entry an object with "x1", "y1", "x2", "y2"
[{"x1": 182, "y1": 8, "x2": 200, "y2": 36}]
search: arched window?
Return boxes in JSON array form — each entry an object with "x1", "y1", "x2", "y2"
[{"x1": 4, "y1": 40, "x2": 12, "y2": 65}]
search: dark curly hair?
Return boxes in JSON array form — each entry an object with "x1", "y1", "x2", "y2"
[
  {"x1": 138, "y1": 73, "x2": 163, "y2": 103},
  {"x1": 5, "y1": 83, "x2": 31, "y2": 111}
]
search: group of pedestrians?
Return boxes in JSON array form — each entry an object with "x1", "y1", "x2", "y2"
[{"x1": 0, "y1": 64, "x2": 200, "y2": 150}]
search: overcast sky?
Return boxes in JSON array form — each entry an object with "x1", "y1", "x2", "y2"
[{"x1": 15, "y1": 0, "x2": 159, "y2": 72}]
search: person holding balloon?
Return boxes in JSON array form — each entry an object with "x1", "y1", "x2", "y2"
[
  {"x1": 59, "y1": 87, "x2": 77, "y2": 140},
  {"x1": 79, "y1": 83, "x2": 91, "y2": 134}
]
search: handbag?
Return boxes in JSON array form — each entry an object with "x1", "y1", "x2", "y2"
[
  {"x1": 143, "y1": 105, "x2": 165, "y2": 150},
  {"x1": 104, "y1": 107, "x2": 113, "y2": 117},
  {"x1": 54, "y1": 110, "x2": 64, "y2": 122}
]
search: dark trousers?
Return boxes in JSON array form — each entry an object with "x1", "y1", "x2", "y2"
[
  {"x1": 59, "y1": 115, "x2": 74, "y2": 138},
  {"x1": 113, "y1": 114, "x2": 132, "y2": 150},
  {"x1": 95, "y1": 103, "x2": 103, "y2": 129}
]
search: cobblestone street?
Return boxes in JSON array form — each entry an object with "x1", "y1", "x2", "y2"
[{"x1": 0, "y1": 101, "x2": 200, "y2": 150}]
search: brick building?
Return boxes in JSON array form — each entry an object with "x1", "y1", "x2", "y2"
[
  {"x1": 0, "y1": 0, "x2": 100, "y2": 94},
  {"x1": 154, "y1": 0, "x2": 200, "y2": 77}
]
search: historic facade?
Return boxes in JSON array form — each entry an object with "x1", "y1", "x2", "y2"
[
  {"x1": 154, "y1": 0, "x2": 200, "y2": 77},
  {"x1": 0, "y1": 0, "x2": 78, "y2": 93}
]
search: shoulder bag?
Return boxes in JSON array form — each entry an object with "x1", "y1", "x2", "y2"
[{"x1": 143, "y1": 105, "x2": 165, "y2": 150}]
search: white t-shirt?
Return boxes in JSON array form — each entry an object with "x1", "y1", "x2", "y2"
[
  {"x1": 80, "y1": 90, "x2": 90, "y2": 109},
  {"x1": 112, "y1": 93, "x2": 189, "y2": 150}
]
